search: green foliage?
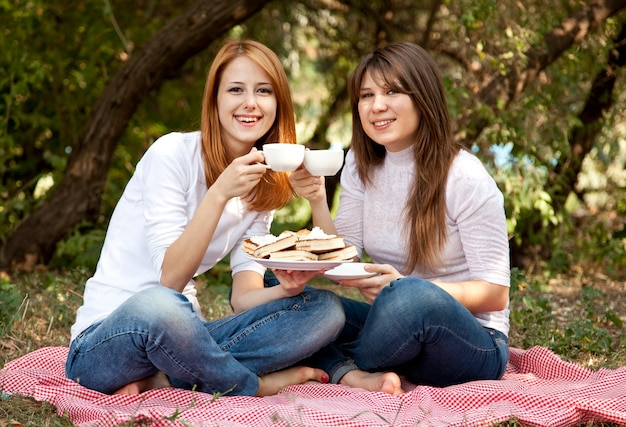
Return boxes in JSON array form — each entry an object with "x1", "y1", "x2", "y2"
[
  {"x1": 540, "y1": 190, "x2": 626, "y2": 276},
  {"x1": 0, "y1": 275, "x2": 24, "y2": 335},
  {"x1": 509, "y1": 269, "x2": 623, "y2": 363},
  {"x1": 466, "y1": 4, "x2": 625, "y2": 271},
  {"x1": 50, "y1": 223, "x2": 105, "y2": 271},
  {"x1": 271, "y1": 197, "x2": 313, "y2": 235},
  {"x1": 498, "y1": 164, "x2": 561, "y2": 238},
  {"x1": 2, "y1": 0, "x2": 626, "y2": 279},
  {"x1": 549, "y1": 286, "x2": 622, "y2": 358},
  {"x1": 0, "y1": 0, "x2": 198, "y2": 243},
  {"x1": 0, "y1": 395, "x2": 75, "y2": 427},
  {"x1": 1, "y1": 0, "x2": 118, "y2": 237},
  {"x1": 509, "y1": 269, "x2": 555, "y2": 345},
  {"x1": 1, "y1": 268, "x2": 89, "y2": 353}
]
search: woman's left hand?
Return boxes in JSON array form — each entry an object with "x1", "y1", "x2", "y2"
[
  {"x1": 337, "y1": 264, "x2": 403, "y2": 303},
  {"x1": 272, "y1": 269, "x2": 324, "y2": 297}
]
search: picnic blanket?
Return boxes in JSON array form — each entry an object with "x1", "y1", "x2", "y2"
[{"x1": 1, "y1": 346, "x2": 625, "y2": 427}]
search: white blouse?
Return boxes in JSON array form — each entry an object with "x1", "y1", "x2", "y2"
[
  {"x1": 70, "y1": 132, "x2": 270, "y2": 341},
  {"x1": 334, "y1": 147, "x2": 511, "y2": 335}
]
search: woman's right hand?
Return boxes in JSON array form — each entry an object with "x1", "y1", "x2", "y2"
[
  {"x1": 289, "y1": 165, "x2": 338, "y2": 236},
  {"x1": 271, "y1": 268, "x2": 324, "y2": 296},
  {"x1": 289, "y1": 166, "x2": 326, "y2": 204},
  {"x1": 212, "y1": 148, "x2": 268, "y2": 201}
]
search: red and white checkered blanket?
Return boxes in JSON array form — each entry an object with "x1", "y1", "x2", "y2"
[{"x1": 1, "y1": 346, "x2": 625, "y2": 427}]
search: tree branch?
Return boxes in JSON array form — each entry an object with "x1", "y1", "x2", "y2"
[{"x1": 459, "y1": 0, "x2": 626, "y2": 144}]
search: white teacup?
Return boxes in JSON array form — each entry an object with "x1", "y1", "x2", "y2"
[
  {"x1": 304, "y1": 149, "x2": 344, "y2": 176},
  {"x1": 261, "y1": 143, "x2": 305, "y2": 172}
]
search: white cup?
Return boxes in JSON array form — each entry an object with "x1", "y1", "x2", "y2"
[
  {"x1": 261, "y1": 143, "x2": 305, "y2": 172},
  {"x1": 303, "y1": 149, "x2": 344, "y2": 176}
]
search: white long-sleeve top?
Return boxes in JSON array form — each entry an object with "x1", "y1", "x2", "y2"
[
  {"x1": 70, "y1": 132, "x2": 269, "y2": 341},
  {"x1": 334, "y1": 147, "x2": 511, "y2": 335}
]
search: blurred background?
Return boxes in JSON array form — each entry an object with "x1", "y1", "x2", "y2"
[{"x1": 1, "y1": 0, "x2": 625, "y2": 278}]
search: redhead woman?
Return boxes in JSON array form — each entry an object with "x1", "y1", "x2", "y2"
[
  {"x1": 65, "y1": 40, "x2": 344, "y2": 397},
  {"x1": 292, "y1": 41, "x2": 510, "y2": 395}
]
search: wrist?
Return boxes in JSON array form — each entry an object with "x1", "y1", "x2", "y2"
[{"x1": 206, "y1": 185, "x2": 229, "y2": 206}]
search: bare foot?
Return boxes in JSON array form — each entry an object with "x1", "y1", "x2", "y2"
[
  {"x1": 339, "y1": 369, "x2": 404, "y2": 395},
  {"x1": 114, "y1": 371, "x2": 172, "y2": 394},
  {"x1": 256, "y1": 366, "x2": 329, "y2": 396}
]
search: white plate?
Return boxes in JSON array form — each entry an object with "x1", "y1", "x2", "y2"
[
  {"x1": 246, "y1": 255, "x2": 352, "y2": 271},
  {"x1": 322, "y1": 263, "x2": 379, "y2": 282}
]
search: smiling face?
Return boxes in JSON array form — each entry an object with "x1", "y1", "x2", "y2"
[
  {"x1": 217, "y1": 56, "x2": 277, "y2": 156},
  {"x1": 357, "y1": 71, "x2": 419, "y2": 153}
]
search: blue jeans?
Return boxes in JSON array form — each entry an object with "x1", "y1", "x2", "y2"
[
  {"x1": 307, "y1": 277, "x2": 509, "y2": 387},
  {"x1": 66, "y1": 279, "x2": 345, "y2": 396}
]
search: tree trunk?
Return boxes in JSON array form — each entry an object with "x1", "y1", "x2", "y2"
[
  {"x1": 0, "y1": 0, "x2": 272, "y2": 270},
  {"x1": 551, "y1": 22, "x2": 626, "y2": 213}
]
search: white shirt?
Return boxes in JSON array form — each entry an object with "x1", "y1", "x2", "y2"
[
  {"x1": 70, "y1": 132, "x2": 269, "y2": 341},
  {"x1": 334, "y1": 147, "x2": 511, "y2": 335}
]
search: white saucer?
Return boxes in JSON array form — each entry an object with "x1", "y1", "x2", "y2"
[{"x1": 322, "y1": 263, "x2": 379, "y2": 282}]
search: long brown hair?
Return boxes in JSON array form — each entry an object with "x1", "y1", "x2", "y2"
[
  {"x1": 348, "y1": 42, "x2": 464, "y2": 273},
  {"x1": 200, "y1": 40, "x2": 296, "y2": 211}
]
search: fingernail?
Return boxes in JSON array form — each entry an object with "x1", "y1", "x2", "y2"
[{"x1": 321, "y1": 375, "x2": 329, "y2": 383}]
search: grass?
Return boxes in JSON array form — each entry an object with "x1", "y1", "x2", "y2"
[{"x1": 1, "y1": 264, "x2": 625, "y2": 426}]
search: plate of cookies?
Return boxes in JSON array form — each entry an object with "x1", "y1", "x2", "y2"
[{"x1": 243, "y1": 227, "x2": 356, "y2": 271}]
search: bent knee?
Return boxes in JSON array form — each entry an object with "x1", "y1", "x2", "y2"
[
  {"x1": 376, "y1": 278, "x2": 448, "y2": 316},
  {"x1": 385, "y1": 278, "x2": 446, "y2": 300},
  {"x1": 123, "y1": 286, "x2": 191, "y2": 323},
  {"x1": 306, "y1": 289, "x2": 345, "y2": 330}
]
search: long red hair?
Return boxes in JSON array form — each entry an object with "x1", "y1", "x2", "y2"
[{"x1": 200, "y1": 40, "x2": 296, "y2": 211}]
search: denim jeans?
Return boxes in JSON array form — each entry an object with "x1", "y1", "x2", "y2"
[
  {"x1": 307, "y1": 277, "x2": 509, "y2": 387},
  {"x1": 66, "y1": 278, "x2": 344, "y2": 396}
]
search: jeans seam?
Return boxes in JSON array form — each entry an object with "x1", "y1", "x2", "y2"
[{"x1": 221, "y1": 311, "x2": 282, "y2": 351}]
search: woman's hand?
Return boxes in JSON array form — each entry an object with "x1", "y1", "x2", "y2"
[
  {"x1": 289, "y1": 166, "x2": 337, "y2": 234},
  {"x1": 338, "y1": 264, "x2": 403, "y2": 303},
  {"x1": 289, "y1": 166, "x2": 326, "y2": 204},
  {"x1": 212, "y1": 148, "x2": 268, "y2": 201},
  {"x1": 230, "y1": 269, "x2": 322, "y2": 314},
  {"x1": 272, "y1": 269, "x2": 323, "y2": 297}
]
